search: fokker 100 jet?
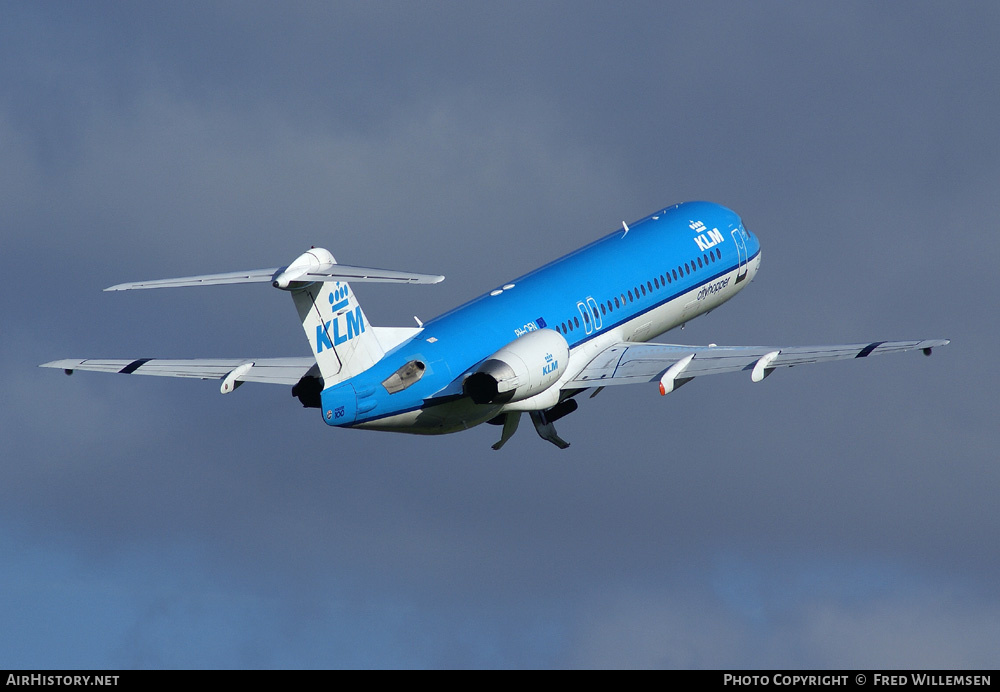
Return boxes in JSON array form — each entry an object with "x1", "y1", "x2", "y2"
[{"x1": 42, "y1": 201, "x2": 948, "y2": 449}]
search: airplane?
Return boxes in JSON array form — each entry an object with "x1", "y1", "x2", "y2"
[{"x1": 41, "y1": 201, "x2": 948, "y2": 450}]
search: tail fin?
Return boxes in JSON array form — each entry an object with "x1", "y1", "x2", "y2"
[
  {"x1": 101, "y1": 245, "x2": 444, "y2": 386},
  {"x1": 289, "y1": 249, "x2": 385, "y2": 385}
]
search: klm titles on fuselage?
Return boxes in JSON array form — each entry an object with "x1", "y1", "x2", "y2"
[{"x1": 690, "y1": 220, "x2": 725, "y2": 252}]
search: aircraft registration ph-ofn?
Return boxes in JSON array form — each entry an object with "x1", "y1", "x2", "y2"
[{"x1": 42, "y1": 201, "x2": 948, "y2": 450}]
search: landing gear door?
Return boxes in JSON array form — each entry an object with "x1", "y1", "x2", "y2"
[{"x1": 731, "y1": 228, "x2": 748, "y2": 284}]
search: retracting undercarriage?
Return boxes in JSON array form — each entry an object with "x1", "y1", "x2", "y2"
[{"x1": 460, "y1": 328, "x2": 579, "y2": 449}]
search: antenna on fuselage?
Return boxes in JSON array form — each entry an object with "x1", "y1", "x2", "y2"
[{"x1": 622, "y1": 221, "x2": 629, "y2": 237}]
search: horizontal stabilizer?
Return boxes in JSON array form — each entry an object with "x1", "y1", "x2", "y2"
[
  {"x1": 105, "y1": 269, "x2": 277, "y2": 291},
  {"x1": 105, "y1": 263, "x2": 444, "y2": 291}
]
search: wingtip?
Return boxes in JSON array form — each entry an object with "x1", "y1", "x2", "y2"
[
  {"x1": 104, "y1": 280, "x2": 146, "y2": 291},
  {"x1": 39, "y1": 360, "x2": 76, "y2": 374},
  {"x1": 920, "y1": 339, "x2": 950, "y2": 356}
]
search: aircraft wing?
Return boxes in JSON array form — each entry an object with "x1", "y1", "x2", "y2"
[
  {"x1": 565, "y1": 339, "x2": 949, "y2": 392},
  {"x1": 40, "y1": 357, "x2": 315, "y2": 386}
]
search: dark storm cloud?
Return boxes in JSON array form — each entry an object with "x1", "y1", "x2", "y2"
[{"x1": 2, "y1": 1, "x2": 998, "y2": 668}]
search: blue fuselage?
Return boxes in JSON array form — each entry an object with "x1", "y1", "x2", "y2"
[{"x1": 321, "y1": 201, "x2": 761, "y2": 433}]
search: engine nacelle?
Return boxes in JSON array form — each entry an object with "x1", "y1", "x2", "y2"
[{"x1": 464, "y1": 329, "x2": 569, "y2": 405}]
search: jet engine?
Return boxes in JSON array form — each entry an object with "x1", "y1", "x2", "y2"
[{"x1": 463, "y1": 328, "x2": 569, "y2": 405}]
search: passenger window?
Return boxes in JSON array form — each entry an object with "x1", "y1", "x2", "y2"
[
  {"x1": 614, "y1": 296, "x2": 621, "y2": 308},
  {"x1": 574, "y1": 316, "x2": 580, "y2": 329},
  {"x1": 654, "y1": 277, "x2": 659, "y2": 289},
  {"x1": 640, "y1": 284, "x2": 646, "y2": 297},
  {"x1": 646, "y1": 281, "x2": 653, "y2": 293},
  {"x1": 697, "y1": 256, "x2": 703, "y2": 268},
  {"x1": 628, "y1": 290, "x2": 634, "y2": 302},
  {"x1": 600, "y1": 303, "x2": 606, "y2": 316}
]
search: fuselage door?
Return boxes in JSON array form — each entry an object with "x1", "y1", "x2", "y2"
[
  {"x1": 731, "y1": 228, "x2": 748, "y2": 283},
  {"x1": 586, "y1": 297, "x2": 603, "y2": 332}
]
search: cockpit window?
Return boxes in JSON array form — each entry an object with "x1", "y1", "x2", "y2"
[{"x1": 382, "y1": 360, "x2": 426, "y2": 394}]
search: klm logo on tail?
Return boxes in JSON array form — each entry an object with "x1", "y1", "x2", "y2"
[
  {"x1": 329, "y1": 283, "x2": 350, "y2": 312},
  {"x1": 316, "y1": 284, "x2": 365, "y2": 353}
]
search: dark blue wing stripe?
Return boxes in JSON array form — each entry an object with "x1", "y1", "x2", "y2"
[
  {"x1": 119, "y1": 358, "x2": 153, "y2": 374},
  {"x1": 855, "y1": 342, "x2": 885, "y2": 358}
]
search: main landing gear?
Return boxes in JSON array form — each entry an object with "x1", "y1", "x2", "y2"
[{"x1": 488, "y1": 398, "x2": 579, "y2": 450}]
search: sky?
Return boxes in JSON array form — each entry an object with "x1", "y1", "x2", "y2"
[{"x1": 2, "y1": 1, "x2": 998, "y2": 669}]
